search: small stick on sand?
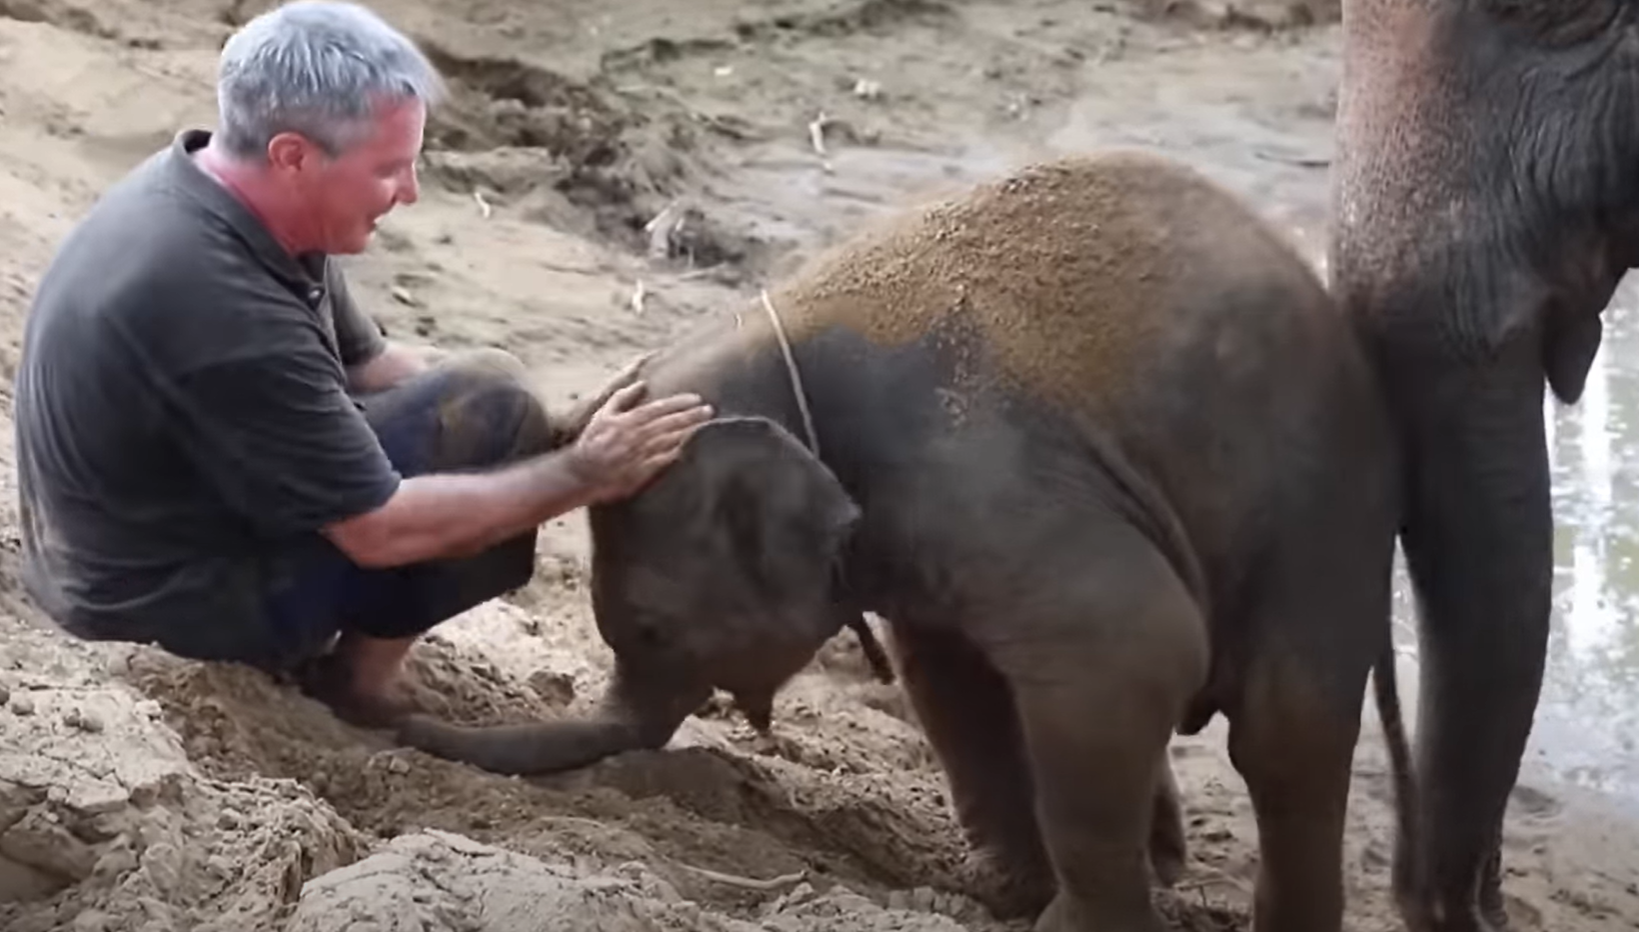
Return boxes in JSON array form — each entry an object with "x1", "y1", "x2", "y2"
[
  {"x1": 807, "y1": 111, "x2": 832, "y2": 156},
  {"x1": 644, "y1": 200, "x2": 680, "y2": 260},
  {"x1": 677, "y1": 863, "x2": 810, "y2": 891},
  {"x1": 629, "y1": 280, "x2": 647, "y2": 315},
  {"x1": 1253, "y1": 149, "x2": 1331, "y2": 169},
  {"x1": 472, "y1": 189, "x2": 492, "y2": 219}
]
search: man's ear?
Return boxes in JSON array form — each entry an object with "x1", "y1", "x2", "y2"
[
  {"x1": 266, "y1": 131, "x2": 317, "y2": 174},
  {"x1": 688, "y1": 417, "x2": 859, "y2": 597}
]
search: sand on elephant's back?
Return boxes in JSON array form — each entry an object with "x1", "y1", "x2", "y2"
[{"x1": 770, "y1": 151, "x2": 1329, "y2": 403}]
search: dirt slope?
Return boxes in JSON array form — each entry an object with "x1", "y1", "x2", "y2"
[{"x1": 0, "y1": 1, "x2": 1636, "y2": 930}]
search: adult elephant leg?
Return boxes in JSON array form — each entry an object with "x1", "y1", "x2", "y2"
[
  {"x1": 980, "y1": 524, "x2": 1209, "y2": 932},
  {"x1": 889, "y1": 623, "x2": 1055, "y2": 919},
  {"x1": 1390, "y1": 345, "x2": 1551, "y2": 932}
]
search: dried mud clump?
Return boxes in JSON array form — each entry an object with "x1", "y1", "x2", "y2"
[
  {"x1": 0, "y1": 656, "x2": 367, "y2": 932},
  {"x1": 415, "y1": 44, "x2": 762, "y2": 272},
  {"x1": 725, "y1": 0, "x2": 957, "y2": 41}
]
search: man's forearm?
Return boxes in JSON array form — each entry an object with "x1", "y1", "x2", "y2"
[{"x1": 330, "y1": 449, "x2": 599, "y2": 567}]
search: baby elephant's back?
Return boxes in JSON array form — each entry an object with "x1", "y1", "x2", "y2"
[{"x1": 772, "y1": 150, "x2": 1360, "y2": 425}]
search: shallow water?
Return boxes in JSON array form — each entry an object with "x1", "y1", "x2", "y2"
[{"x1": 1527, "y1": 286, "x2": 1639, "y2": 812}]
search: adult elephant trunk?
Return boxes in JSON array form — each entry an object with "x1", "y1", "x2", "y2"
[
  {"x1": 1375, "y1": 328, "x2": 1552, "y2": 929},
  {"x1": 395, "y1": 660, "x2": 711, "y2": 776}
]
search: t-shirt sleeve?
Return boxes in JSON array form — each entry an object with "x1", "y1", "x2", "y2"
[
  {"x1": 166, "y1": 332, "x2": 402, "y2": 539},
  {"x1": 327, "y1": 262, "x2": 387, "y2": 368}
]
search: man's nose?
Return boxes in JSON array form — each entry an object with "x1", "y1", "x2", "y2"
[{"x1": 398, "y1": 165, "x2": 420, "y2": 206}]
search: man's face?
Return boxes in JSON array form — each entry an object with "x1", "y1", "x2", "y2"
[{"x1": 269, "y1": 96, "x2": 425, "y2": 255}]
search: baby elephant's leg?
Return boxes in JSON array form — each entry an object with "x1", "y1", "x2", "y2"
[
  {"x1": 890, "y1": 624, "x2": 1054, "y2": 919},
  {"x1": 1228, "y1": 577, "x2": 1383, "y2": 932},
  {"x1": 982, "y1": 530, "x2": 1210, "y2": 932}
]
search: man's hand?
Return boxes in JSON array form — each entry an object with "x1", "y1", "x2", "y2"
[
  {"x1": 569, "y1": 380, "x2": 713, "y2": 503},
  {"x1": 556, "y1": 352, "x2": 655, "y2": 445}
]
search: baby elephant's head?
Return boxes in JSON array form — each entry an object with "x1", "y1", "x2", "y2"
[{"x1": 587, "y1": 416, "x2": 862, "y2": 714}]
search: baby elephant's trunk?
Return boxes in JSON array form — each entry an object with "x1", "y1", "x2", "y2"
[{"x1": 395, "y1": 665, "x2": 708, "y2": 777}]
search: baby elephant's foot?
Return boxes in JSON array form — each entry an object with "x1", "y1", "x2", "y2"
[
  {"x1": 1033, "y1": 890, "x2": 1167, "y2": 932},
  {"x1": 962, "y1": 846, "x2": 1055, "y2": 921}
]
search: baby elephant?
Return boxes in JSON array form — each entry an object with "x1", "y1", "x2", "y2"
[{"x1": 397, "y1": 151, "x2": 1415, "y2": 932}]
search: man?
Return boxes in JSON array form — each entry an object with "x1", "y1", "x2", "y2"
[{"x1": 12, "y1": 1, "x2": 713, "y2": 727}]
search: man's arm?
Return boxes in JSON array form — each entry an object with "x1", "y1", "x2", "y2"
[
  {"x1": 170, "y1": 304, "x2": 711, "y2": 569},
  {"x1": 326, "y1": 261, "x2": 429, "y2": 394},
  {"x1": 322, "y1": 381, "x2": 712, "y2": 568}
]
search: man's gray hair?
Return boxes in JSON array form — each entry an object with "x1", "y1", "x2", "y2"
[{"x1": 216, "y1": 1, "x2": 445, "y2": 159}]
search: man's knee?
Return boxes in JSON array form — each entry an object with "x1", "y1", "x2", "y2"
[
  {"x1": 425, "y1": 349, "x2": 553, "y2": 470},
  {"x1": 437, "y1": 346, "x2": 531, "y2": 384}
]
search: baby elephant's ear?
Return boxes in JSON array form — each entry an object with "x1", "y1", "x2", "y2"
[{"x1": 691, "y1": 417, "x2": 859, "y2": 601}]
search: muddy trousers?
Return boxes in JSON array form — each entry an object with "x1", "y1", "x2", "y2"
[{"x1": 252, "y1": 351, "x2": 554, "y2": 672}]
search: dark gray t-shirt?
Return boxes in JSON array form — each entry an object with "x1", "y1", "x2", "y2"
[{"x1": 14, "y1": 129, "x2": 402, "y2": 658}]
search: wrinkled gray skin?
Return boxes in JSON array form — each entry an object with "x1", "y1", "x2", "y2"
[
  {"x1": 400, "y1": 151, "x2": 1415, "y2": 932},
  {"x1": 1329, "y1": 4, "x2": 1639, "y2": 930}
]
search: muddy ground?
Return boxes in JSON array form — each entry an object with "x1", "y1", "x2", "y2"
[{"x1": 1, "y1": 0, "x2": 1637, "y2": 930}]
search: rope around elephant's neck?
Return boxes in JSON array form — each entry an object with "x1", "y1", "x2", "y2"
[
  {"x1": 756, "y1": 288, "x2": 895, "y2": 687},
  {"x1": 759, "y1": 288, "x2": 821, "y2": 456}
]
